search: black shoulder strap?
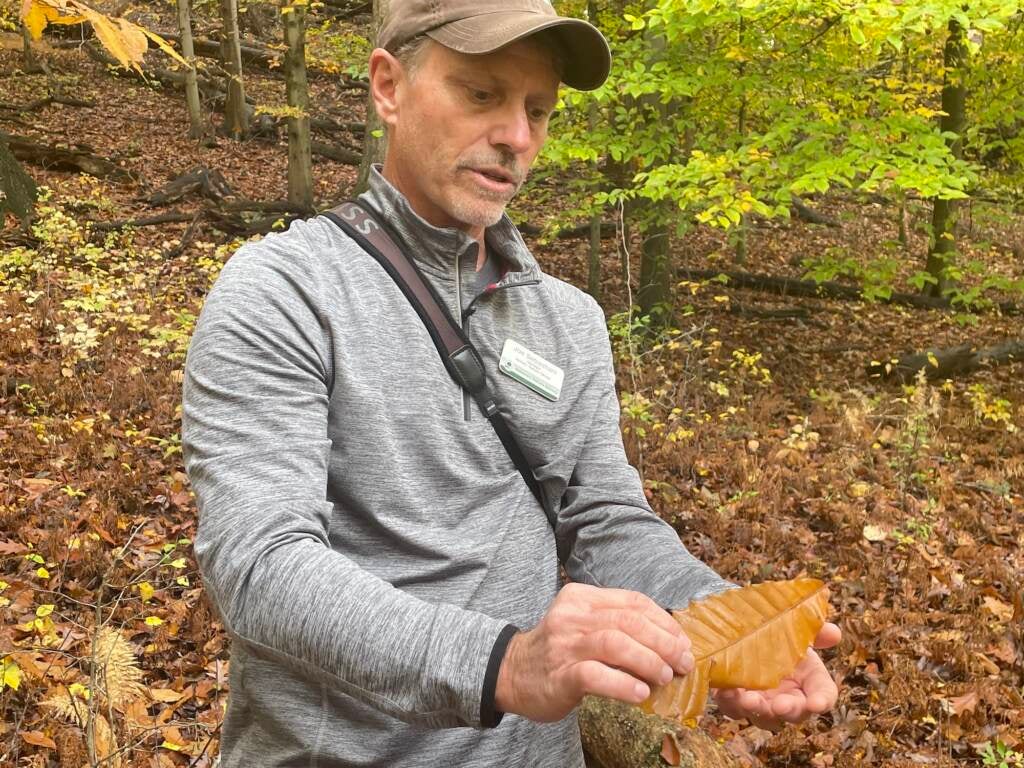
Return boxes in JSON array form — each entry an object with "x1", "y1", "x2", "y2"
[{"x1": 322, "y1": 201, "x2": 555, "y2": 531}]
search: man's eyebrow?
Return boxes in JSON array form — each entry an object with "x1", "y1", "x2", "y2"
[{"x1": 445, "y1": 71, "x2": 499, "y2": 88}]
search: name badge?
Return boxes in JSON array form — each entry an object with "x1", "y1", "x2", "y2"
[{"x1": 499, "y1": 339, "x2": 564, "y2": 401}]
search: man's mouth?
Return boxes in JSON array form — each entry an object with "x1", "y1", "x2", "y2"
[{"x1": 463, "y1": 165, "x2": 520, "y2": 193}]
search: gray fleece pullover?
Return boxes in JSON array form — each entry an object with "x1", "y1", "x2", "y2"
[{"x1": 182, "y1": 167, "x2": 734, "y2": 767}]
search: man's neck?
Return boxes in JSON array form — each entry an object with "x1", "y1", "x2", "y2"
[{"x1": 380, "y1": 160, "x2": 488, "y2": 272}]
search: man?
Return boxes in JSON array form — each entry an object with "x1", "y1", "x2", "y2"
[{"x1": 182, "y1": 2, "x2": 841, "y2": 766}]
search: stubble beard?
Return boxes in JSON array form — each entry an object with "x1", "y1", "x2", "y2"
[{"x1": 447, "y1": 152, "x2": 526, "y2": 230}]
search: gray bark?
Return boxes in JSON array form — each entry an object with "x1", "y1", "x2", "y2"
[
  {"x1": 0, "y1": 139, "x2": 37, "y2": 226},
  {"x1": 867, "y1": 339, "x2": 1024, "y2": 382},
  {"x1": 218, "y1": 0, "x2": 248, "y2": 139},
  {"x1": 176, "y1": 0, "x2": 206, "y2": 138},
  {"x1": 21, "y1": 23, "x2": 37, "y2": 71},
  {"x1": 284, "y1": 1, "x2": 313, "y2": 208}
]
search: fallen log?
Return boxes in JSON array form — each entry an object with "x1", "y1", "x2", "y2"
[
  {"x1": 147, "y1": 167, "x2": 234, "y2": 206},
  {"x1": 312, "y1": 141, "x2": 361, "y2": 165},
  {"x1": 0, "y1": 94, "x2": 95, "y2": 112},
  {"x1": 93, "y1": 200, "x2": 314, "y2": 232},
  {"x1": 159, "y1": 32, "x2": 368, "y2": 88},
  {"x1": 792, "y1": 196, "x2": 839, "y2": 227},
  {"x1": 310, "y1": 115, "x2": 365, "y2": 137},
  {"x1": 1, "y1": 132, "x2": 133, "y2": 180},
  {"x1": 85, "y1": 41, "x2": 230, "y2": 100},
  {"x1": 89, "y1": 211, "x2": 198, "y2": 231},
  {"x1": 579, "y1": 696, "x2": 741, "y2": 768},
  {"x1": 728, "y1": 302, "x2": 811, "y2": 320},
  {"x1": 518, "y1": 220, "x2": 617, "y2": 240},
  {"x1": 866, "y1": 338, "x2": 1024, "y2": 382},
  {"x1": 677, "y1": 268, "x2": 1022, "y2": 315},
  {"x1": 220, "y1": 199, "x2": 313, "y2": 214}
]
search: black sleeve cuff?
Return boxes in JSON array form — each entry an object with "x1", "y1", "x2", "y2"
[{"x1": 480, "y1": 624, "x2": 519, "y2": 728}]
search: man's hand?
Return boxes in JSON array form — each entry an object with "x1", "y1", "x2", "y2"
[
  {"x1": 712, "y1": 622, "x2": 842, "y2": 730},
  {"x1": 494, "y1": 583, "x2": 694, "y2": 722}
]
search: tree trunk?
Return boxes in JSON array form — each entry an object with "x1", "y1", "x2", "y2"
[
  {"x1": 0, "y1": 138, "x2": 37, "y2": 226},
  {"x1": 284, "y1": 1, "x2": 313, "y2": 208},
  {"x1": 638, "y1": 214, "x2": 672, "y2": 320},
  {"x1": 176, "y1": 0, "x2": 206, "y2": 138},
  {"x1": 21, "y1": 23, "x2": 37, "y2": 71},
  {"x1": 579, "y1": 696, "x2": 742, "y2": 768},
  {"x1": 354, "y1": 0, "x2": 388, "y2": 195},
  {"x1": 637, "y1": 24, "x2": 679, "y2": 325},
  {"x1": 924, "y1": 17, "x2": 968, "y2": 297},
  {"x1": 587, "y1": 59, "x2": 602, "y2": 303},
  {"x1": 218, "y1": 0, "x2": 249, "y2": 140},
  {"x1": 733, "y1": 13, "x2": 748, "y2": 266}
]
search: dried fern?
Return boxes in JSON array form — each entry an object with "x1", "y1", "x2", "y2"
[
  {"x1": 89, "y1": 627, "x2": 145, "y2": 710},
  {"x1": 42, "y1": 688, "x2": 121, "y2": 768}
]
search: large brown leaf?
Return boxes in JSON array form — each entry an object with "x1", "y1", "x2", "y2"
[{"x1": 641, "y1": 578, "x2": 830, "y2": 722}]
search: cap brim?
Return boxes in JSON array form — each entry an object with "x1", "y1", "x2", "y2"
[{"x1": 426, "y1": 13, "x2": 611, "y2": 91}]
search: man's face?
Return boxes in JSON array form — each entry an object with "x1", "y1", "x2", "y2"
[{"x1": 376, "y1": 38, "x2": 561, "y2": 237}]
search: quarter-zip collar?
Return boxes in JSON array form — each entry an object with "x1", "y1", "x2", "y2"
[{"x1": 357, "y1": 165, "x2": 542, "y2": 285}]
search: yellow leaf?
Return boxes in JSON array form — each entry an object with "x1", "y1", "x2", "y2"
[
  {"x1": 161, "y1": 740, "x2": 183, "y2": 750},
  {"x1": 21, "y1": 1, "x2": 57, "y2": 39},
  {"x1": 36, "y1": 567, "x2": 50, "y2": 579},
  {"x1": 36, "y1": 604, "x2": 55, "y2": 617},
  {"x1": 142, "y1": 28, "x2": 187, "y2": 67},
  {"x1": 74, "y1": 4, "x2": 146, "y2": 72},
  {"x1": 642, "y1": 579, "x2": 830, "y2": 722},
  {"x1": 138, "y1": 581, "x2": 154, "y2": 602},
  {"x1": 927, "y1": 353, "x2": 939, "y2": 368},
  {"x1": 145, "y1": 616, "x2": 163, "y2": 627},
  {"x1": 848, "y1": 481, "x2": 871, "y2": 499},
  {"x1": 2, "y1": 657, "x2": 21, "y2": 691}
]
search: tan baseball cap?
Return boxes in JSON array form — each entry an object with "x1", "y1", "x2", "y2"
[{"x1": 378, "y1": 0, "x2": 611, "y2": 91}]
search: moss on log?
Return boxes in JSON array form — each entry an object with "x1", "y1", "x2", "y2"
[{"x1": 579, "y1": 696, "x2": 740, "y2": 768}]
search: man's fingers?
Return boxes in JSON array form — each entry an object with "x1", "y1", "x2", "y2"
[
  {"x1": 572, "y1": 584, "x2": 684, "y2": 637},
  {"x1": 813, "y1": 622, "x2": 842, "y2": 649},
  {"x1": 584, "y1": 629, "x2": 677, "y2": 688},
  {"x1": 571, "y1": 659, "x2": 650, "y2": 705},
  {"x1": 591, "y1": 608, "x2": 693, "y2": 675},
  {"x1": 797, "y1": 651, "x2": 839, "y2": 711}
]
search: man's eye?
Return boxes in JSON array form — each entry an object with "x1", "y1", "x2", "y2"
[{"x1": 469, "y1": 89, "x2": 492, "y2": 103}]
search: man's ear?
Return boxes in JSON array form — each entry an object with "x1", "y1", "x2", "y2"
[{"x1": 369, "y1": 48, "x2": 402, "y2": 129}]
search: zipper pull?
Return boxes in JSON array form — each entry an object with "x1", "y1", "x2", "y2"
[{"x1": 461, "y1": 279, "x2": 541, "y2": 321}]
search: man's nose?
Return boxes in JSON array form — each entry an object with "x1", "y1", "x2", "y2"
[{"x1": 489, "y1": 104, "x2": 534, "y2": 155}]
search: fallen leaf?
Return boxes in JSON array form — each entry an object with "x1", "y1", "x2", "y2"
[
  {"x1": 149, "y1": 687, "x2": 182, "y2": 703},
  {"x1": 948, "y1": 691, "x2": 979, "y2": 717},
  {"x1": 862, "y1": 524, "x2": 889, "y2": 542},
  {"x1": 21, "y1": 730, "x2": 57, "y2": 749},
  {"x1": 848, "y1": 481, "x2": 871, "y2": 498},
  {"x1": 642, "y1": 579, "x2": 830, "y2": 721},
  {"x1": 661, "y1": 733, "x2": 681, "y2": 766},
  {"x1": 0, "y1": 539, "x2": 27, "y2": 555},
  {"x1": 983, "y1": 596, "x2": 1013, "y2": 622}
]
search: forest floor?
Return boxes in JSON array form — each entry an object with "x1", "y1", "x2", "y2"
[{"x1": 1, "y1": 34, "x2": 1023, "y2": 768}]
